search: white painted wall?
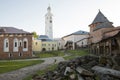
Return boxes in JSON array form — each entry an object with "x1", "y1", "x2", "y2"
[
  {"x1": 54, "y1": 38, "x2": 65, "y2": 50},
  {"x1": 76, "y1": 38, "x2": 88, "y2": 47},
  {"x1": 63, "y1": 34, "x2": 89, "y2": 49},
  {"x1": 45, "y1": 6, "x2": 53, "y2": 39}
]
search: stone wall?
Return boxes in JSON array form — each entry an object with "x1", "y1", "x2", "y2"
[{"x1": 32, "y1": 55, "x2": 120, "y2": 80}]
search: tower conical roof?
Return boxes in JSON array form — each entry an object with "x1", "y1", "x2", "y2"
[{"x1": 92, "y1": 10, "x2": 110, "y2": 24}]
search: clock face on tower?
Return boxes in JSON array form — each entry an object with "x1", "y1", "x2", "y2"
[{"x1": 50, "y1": 20, "x2": 52, "y2": 23}]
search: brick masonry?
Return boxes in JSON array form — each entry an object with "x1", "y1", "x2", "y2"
[{"x1": 0, "y1": 34, "x2": 32, "y2": 59}]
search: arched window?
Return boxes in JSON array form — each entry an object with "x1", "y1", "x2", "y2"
[
  {"x1": 24, "y1": 41, "x2": 27, "y2": 48},
  {"x1": 19, "y1": 52, "x2": 22, "y2": 56},
  {"x1": 8, "y1": 53, "x2": 12, "y2": 57},
  {"x1": 19, "y1": 40, "x2": 22, "y2": 47},
  {"x1": 4, "y1": 38, "x2": 9, "y2": 52},
  {"x1": 13, "y1": 38, "x2": 18, "y2": 52},
  {"x1": 23, "y1": 38, "x2": 28, "y2": 51}
]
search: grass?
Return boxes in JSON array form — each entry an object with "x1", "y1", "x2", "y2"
[
  {"x1": 64, "y1": 49, "x2": 89, "y2": 60},
  {"x1": 37, "y1": 64, "x2": 57, "y2": 75},
  {"x1": 23, "y1": 49, "x2": 89, "y2": 80},
  {"x1": 34, "y1": 51, "x2": 65, "y2": 58},
  {"x1": 0, "y1": 60, "x2": 44, "y2": 74},
  {"x1": 23, "y1": 64, "x2": 57, "y2": 80}
]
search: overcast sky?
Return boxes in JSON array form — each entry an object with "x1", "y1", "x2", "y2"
[{"x1": 0, "y1": 0, "x2": 120, "y2": 38}]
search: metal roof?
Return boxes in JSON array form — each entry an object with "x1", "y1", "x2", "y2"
[
  {"x1": 0, "y1": 27, "x2": 30, "y2": 34},
  {"x1": 92, "y1": 10, "x2": 110, "y2": 24},
  {"x1": 62, "y1": 30, "x2": 89, "y2": 39},
  {"x1": 71, "y1": 30, "x2": 89, "y2": 35},
  {"x1": 38, "y1": 35, "x2": 52, "y2": 41},
  {"x1": 94, "y1": 22, "x2": 113, "y2": 31}
]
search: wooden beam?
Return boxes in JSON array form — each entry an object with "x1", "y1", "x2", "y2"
[
  {"x1": 92, "y1": 66, "x2": 120, "y2": 78},
  {"x1": 76, "y1": 67, "x2": 94, "y2": 76}
]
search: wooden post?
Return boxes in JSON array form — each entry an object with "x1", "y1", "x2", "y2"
[
  {"x1": 116, "y1": 37, "x2": 120, "y2": 54},
  {"x1": 109, "y1": 40, "x2": 112, "y2": 55},
  {"x1": 103, "y1": 42, "x2": 106, "y2": 56}
]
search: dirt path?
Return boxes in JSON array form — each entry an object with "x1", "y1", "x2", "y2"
[{"x1": 0, "y1": 57, "x2": 65, "y2": 80}]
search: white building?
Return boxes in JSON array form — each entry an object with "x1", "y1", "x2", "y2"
[
  {"x1": 45, "y1": 6, "x2": 53, "y2": 39},
  {"x1": 62, "y1": 30, "x2": 89, "y2": 50},
  {"x1": 54, "y1": 38, "x2": 65, "y2": 50}
]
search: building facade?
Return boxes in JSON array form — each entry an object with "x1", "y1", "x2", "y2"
[
  {"x1": 88, "y1": 10, "x2": 120, "y2": 56},
  {"x1": 32, "y1": 35, "x2": 57, "y2": 52},
  {"x1": 75, "y1": 38, "x2": 89, "y2": 49},
  {"x1": 54, "y1": 38, "x2": 65, "y2": 50},
  {"x1": 62, "y1": 30, "x2": 89, "y2": 50},
  {"x1": 45, "y1": 6, "x2": 53, "y2": 39},
  {"x1": 0, "y1": 27, "x2": 33, "y2": 59},
  {"x1": 32, "y1": 39, "x2": 42, "y2": 52}
]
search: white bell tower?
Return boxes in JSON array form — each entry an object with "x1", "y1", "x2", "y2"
[{"x1": 45, "y1": 6, "x2": 53, "y2": 39}]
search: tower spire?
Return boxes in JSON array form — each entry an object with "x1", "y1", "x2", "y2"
[{"x1": 47, "y1": 4, "x2": 51, "y2": 12}]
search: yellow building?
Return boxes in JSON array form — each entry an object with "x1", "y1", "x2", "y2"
[
  {"x1": 42, "y1": 41, "x2": 57, "y2": 51},
  {"x1": 32, "y1": 35, "x2": 57, "y2": 52},
  {"x1": 32, "y1": 39, "x2": 42, "y2": 52}
]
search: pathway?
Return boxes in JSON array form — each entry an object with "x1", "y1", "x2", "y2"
[{"x1": 0, "y1": 57, "x2": 65, "y2": 80}]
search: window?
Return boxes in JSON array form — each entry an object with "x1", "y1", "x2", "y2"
[
  {"x1": 20, "y1": 42, "x2": 22, "y2": 46},
  {"x1": 49, "y1": 48, "x2": 50, "y2": 50},
  {"x1": 82, "y1": 42, "x2": 83, "y2": 44},
  {"x1": 36, "y1": 42, "x2": 37, "y2": 45},
  {"x1": 19, "y1": 40, "x2": 22, "y2": 47},
  {"x1": 23, "y1": 38, "x2": 28, "y2": 51},
  {"x1": 42, "y1": 44, "x2": 46, "y2": 46},
  {"x1": 4, "y1": 38, "x2": 9, "y2": 52},
  {"x1": 8, "y1": 53, "x2": 12, "y2": 57},
  {"x1": 19, "y1": 52, "x2": 22, "y2": 56},
  {"x1": 15, "y1": 42, "x2": 17, "y2": 47},
  {"x1": 6, "y1": 42, "x2": 8, "y2": 48},
  {"x1": 13, "y1": 38, "x2": 18, "y2": 52},
  {"x1": 24, "y1": 41, "x2": 27, "y2": 48},
  {"x1": 50, "y1": 20, "x2": 52, "y2": 23},
  {"x1": 52, "y1": 44, "x2": 54, "y2": 46}
]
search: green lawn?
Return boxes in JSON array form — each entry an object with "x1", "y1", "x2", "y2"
[
  {"x1": 34, "y1": 49, "x2": 89, "y2": 60},
  {"x1": 23, "y1": 49, "x2": 89, "y2": 80},
  {"x1": 64, "y1": 49, "x2": 89, "y2": 60},
  {"x1": 34, "y1": 51, "x2": 65, "y2": 58},
  {"x1": 23, "y1": 64, "x2": 57, "y2": 80},
  {"x1": 0, "y1": 60, "x2": 44, "y2": 74}
]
